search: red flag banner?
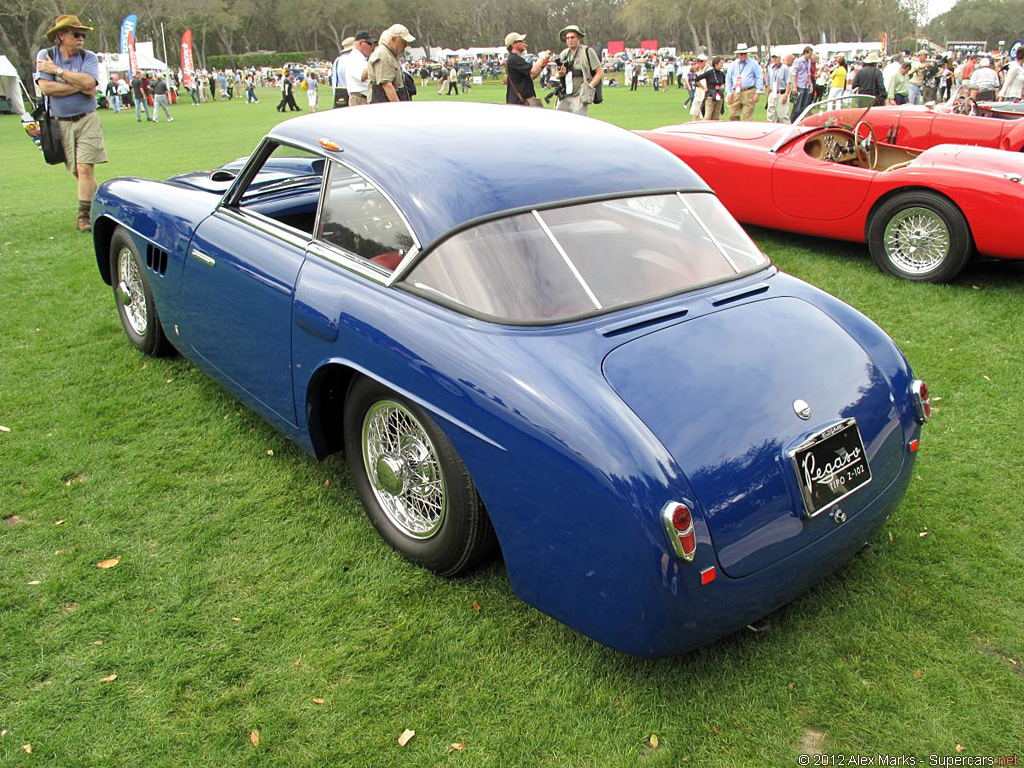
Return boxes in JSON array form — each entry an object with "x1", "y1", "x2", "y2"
[
  {"x1": 641, "y1": 40, "x2": 658, "y2": 51},
  {"x1": 607, "y1": 41, "x2": 625, "y2": 56},
  {"x1": 881, "y1": 32, "x2": 888, "y2": 55},
  {"x1": 126, "y1": 29, "x2": 138, "y2": 74},
  {"x1": 181, "y1": 30, "x2": 194, "y2": 87}
]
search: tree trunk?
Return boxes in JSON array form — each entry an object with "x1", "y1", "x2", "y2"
[{"x1": 688, "y1": 21, "x2": 701, "y2": 53}]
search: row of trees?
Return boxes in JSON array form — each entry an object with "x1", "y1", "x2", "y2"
[
  {"x1": 927, "y1": 0, "x2": 1024, "y2": 50},
  {"x1": 1, "y1": 0, "x2": 1013, "y2": 83}
]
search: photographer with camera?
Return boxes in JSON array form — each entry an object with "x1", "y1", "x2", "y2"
[
  {"x1": 554, "y1": 25, "x2": 603, "y2": 116},
  {"x1": 505, "y1": 33, "x2": 550, "y2": 107}
]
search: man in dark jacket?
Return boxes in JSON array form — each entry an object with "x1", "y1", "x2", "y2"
[
  {"x1": 504, "y1": 32, "x2": 550, "y2": 106},
  {"x1": 131, "y1": 71, "x2": 153, "y2": 121},
  {"x1": 852, "y1": 51, "x2": 886, "y2": 106}
]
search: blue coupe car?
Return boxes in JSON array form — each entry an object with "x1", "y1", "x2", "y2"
[{"x1": 91, "y1": 103, "x2": 929, "y2": 657}]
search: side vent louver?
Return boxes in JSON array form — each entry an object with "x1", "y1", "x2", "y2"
[{"x1": 145, "y1": 244, "x2": 169, "y2": 276}]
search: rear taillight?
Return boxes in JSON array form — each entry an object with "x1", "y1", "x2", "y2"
[
  {"x1": 912, "y1": 380, "x2": 931, "y2": 423},
  {"x1": 662, "y1": 502, "x2": 696, "y2": 561}
]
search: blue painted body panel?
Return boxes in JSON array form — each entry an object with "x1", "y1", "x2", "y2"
[
  {"x1": 603, "y1": 296, "x2": 905, "y2": 578},
  {"x1": 90, "y1": 105, "x2": 921, "y2": 656}
]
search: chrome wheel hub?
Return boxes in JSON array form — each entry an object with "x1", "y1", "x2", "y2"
[
  {"x1": 117, "y1": 247, "x2": 147, "y2": 335},
  {"x1": 362, "y1": 400, "x2": 446, "y2": 539},
  {"x1": 883, "y1": 207, "x2": 950, "y2": 274}
]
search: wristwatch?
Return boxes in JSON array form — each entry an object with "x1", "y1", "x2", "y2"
[{"x1": 56, "y1": 67, "x2": 65, "y2": 81}]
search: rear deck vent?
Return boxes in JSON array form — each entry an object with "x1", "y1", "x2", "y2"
[
  {"x1": 146, "y1": 244, "x2": 169, "y2": 276},
  {"x1": 600, "y1": 309, "x2": 689, "y2": 338},
  {"x1": 710, "y1": 283, "x2": 769, "y2": 307}
]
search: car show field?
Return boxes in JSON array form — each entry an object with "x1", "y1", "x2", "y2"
[{"x1": 1, "y1": 84, "x2": 1022, "y2": 764}]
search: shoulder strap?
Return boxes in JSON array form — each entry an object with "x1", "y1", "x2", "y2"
[{"x1": 506, "y1": 56, "x2": 526, "y2": 104}]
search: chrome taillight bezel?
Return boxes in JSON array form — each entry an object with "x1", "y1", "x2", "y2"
[
  {"x1": 911, "y1": 380, "x2": 930, "y2": 423},
  {"x1": 661, "y1": 502, "x2": 696, "y2": 562}
]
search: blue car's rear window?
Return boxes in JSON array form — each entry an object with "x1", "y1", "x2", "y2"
[{"x1": 400, "y1": 193, "x2": 769, "y2": 324}]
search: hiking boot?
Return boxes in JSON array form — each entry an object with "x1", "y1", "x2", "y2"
[{"x1": 77, "y1": 201, "x2": 92, "y2": 233}]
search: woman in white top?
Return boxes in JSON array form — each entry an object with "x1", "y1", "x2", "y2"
[{"x1": 999, "y1": 49, "x2": 1024, "y2": 100}]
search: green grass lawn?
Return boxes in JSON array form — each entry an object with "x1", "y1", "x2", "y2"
[{"x1": 1, "y1": 83, "x2": 1022, "y2": 765}]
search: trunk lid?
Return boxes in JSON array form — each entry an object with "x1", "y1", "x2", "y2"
[{"x1": 602, "y1": 296, "x2": 906, "y2": 578}]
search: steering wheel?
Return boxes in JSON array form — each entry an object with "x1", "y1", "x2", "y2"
[
  {"x1": 952, "y1": 93, "x2": 978, "y2": 116},
  {"x1": 853, "y1": 120, "x2": 878, "y2": 170}
]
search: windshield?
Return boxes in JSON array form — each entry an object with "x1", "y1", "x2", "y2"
[
  {"x1": 773, "y1": 94, "x2": 876, "y2": 152},
  {"x1": 400, "y1": 193, "x2": 769, "y2": 324}
]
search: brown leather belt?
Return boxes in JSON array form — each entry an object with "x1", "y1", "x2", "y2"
[{"x1": 58, "y1": 112, "x2": 91, "y2": 122}]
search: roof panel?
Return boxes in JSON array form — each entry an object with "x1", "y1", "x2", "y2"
[{"x1": 268, "y1": 102, "x2": 708, "y2": 248}]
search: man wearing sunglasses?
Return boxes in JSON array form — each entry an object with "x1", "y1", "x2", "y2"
[{"x1": 36, "y1": 14, "x2": 107, "y2": 233}]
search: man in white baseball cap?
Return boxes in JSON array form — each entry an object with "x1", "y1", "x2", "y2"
[{"x1": 504, "y1": 32, "x2": 550, "y2": 106}]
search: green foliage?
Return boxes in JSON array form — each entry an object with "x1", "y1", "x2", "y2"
[
  {"x1": 205, "y1": 51, "x2": 322, "y2": 69},
  {"x1": 1, "y1": 85, "x2": 1022, "y2": 763},
  {"x1": 926, "y1": 0, "x2": 1024, "y2": 50}
]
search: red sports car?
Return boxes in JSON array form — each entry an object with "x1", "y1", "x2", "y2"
[
  {"x1": 832, "y1": 88, "x2": 1024, "y2": 152},
  {"x1": 638, "y1": 96, "x2": 1024, "y2": 282}
]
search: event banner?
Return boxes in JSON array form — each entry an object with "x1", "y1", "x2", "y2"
[
  {"x1": 607, "y1": 41, "x2": 625, "y2": 56},
  {"x1": 640, "y1": 40, "x2": 658, "y2": 51},
  {"x1": 120, "y1": 14, "x2": 139, "y2": 74},
  {"x1": 181, "y1": 30, "x2": 194, "y2": 87}
]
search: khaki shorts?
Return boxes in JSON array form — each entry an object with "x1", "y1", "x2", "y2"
[
  {"x1": 59, "y1": 110, "x2": 107, "y2": 172},
  {"x1": 348, "y1": 92, "x2": 368, "y2": 106}
]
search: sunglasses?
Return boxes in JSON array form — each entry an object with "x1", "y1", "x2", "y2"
[{"x1": 70, "y1": 31, "x2": 87, "y2": 39}]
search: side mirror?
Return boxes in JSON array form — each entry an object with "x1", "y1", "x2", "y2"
[{"x1": 924, "y1": 101, "x2": 936, "y2": 110}]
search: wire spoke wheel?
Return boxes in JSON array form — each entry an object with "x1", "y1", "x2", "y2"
[
  {"x1": 883, "y1": 207, "x2": 950, "y2": 275},
  {"x1": 109, "y1": 226, "x2": 171, "y2": 356},
  {"x1": 117, "y1": 245, "x2": 148, "y2": 336},
  {"x1": 868, "y1": 192, "x2": 971, "y2": 282},
  {"x1": 361, "y1": 400, "x2": 447, "y2": 539}
]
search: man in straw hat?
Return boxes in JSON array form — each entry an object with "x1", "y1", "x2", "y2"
[
  {"x1": 36, "y1": 14, "x2": 107, "y2": 233},
  {"x1": 852, "y1": 51, "x2": 886, "y2": 106},
  {"x1": 725, "y1": 45, "x2": 763, "y2": 121},
  {"x1": 368, "y1": 24, "x2": 415, "y2": 103},
  {"x1": 554, "y1": 24, "x2": 603, "y2": 116}
]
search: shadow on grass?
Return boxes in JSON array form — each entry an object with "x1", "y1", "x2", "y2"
[{"x1": 746, "y1": 224, "x2": 1024, "y2": 291}]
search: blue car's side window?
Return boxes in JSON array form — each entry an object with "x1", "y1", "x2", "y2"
[
  {"x1": 318, "y1": 162, "x2": 415, "y2": 272},
  {"x1": 236, "y1": 143, "x2": 325, "y2": 236}
]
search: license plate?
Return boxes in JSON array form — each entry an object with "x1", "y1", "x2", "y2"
[{"x1": 789, "y1": 418, "x2": 871, "y2": 517}]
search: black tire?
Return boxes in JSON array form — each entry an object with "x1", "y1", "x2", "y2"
[
  {"x1": 867, "y1": 191, "x2": 972, "y2": 282},
  {"x1": 343, "y1": 376, "x2": 497, "y2": 576},
  {"x1": 109, "y1": 227, "x2": 171, "y2": 356}
]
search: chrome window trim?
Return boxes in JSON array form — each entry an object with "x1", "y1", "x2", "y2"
[
  {"x1": 532, "y1": 209, "x2": 602, "y2": 310},
  {"x1": 320, "y1": 158, "x2": 422, "y2": 286},
  {"x1": 305, "y1": 239, "x2": 394, "y2": 286},
  {"x1": 218, "y1": 137, "x2": 327, "y2": 223},
  {"x1": 219, "y1": 206, "x2": 312, "y2": 250},
  {"x1": 676, "y1": 192, "x2": 742, "y2": 273}
]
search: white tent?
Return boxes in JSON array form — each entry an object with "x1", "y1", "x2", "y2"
[
  {"x1": 0, "y1": 55, "x2": 32, "y2": 116},
  {"x1": 96, "y1": 42, "x2": 170, "y2": 90},
  {"x1": 135, "y1": 41, "x2": 168, "y2": 71},
  {"x1": 770, "y1": 41, "x2": 884, "y2": 60}
]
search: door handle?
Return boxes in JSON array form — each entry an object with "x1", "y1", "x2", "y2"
[{"x1": 191, "y1": 248, "x2": 215, "y2": 267}]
